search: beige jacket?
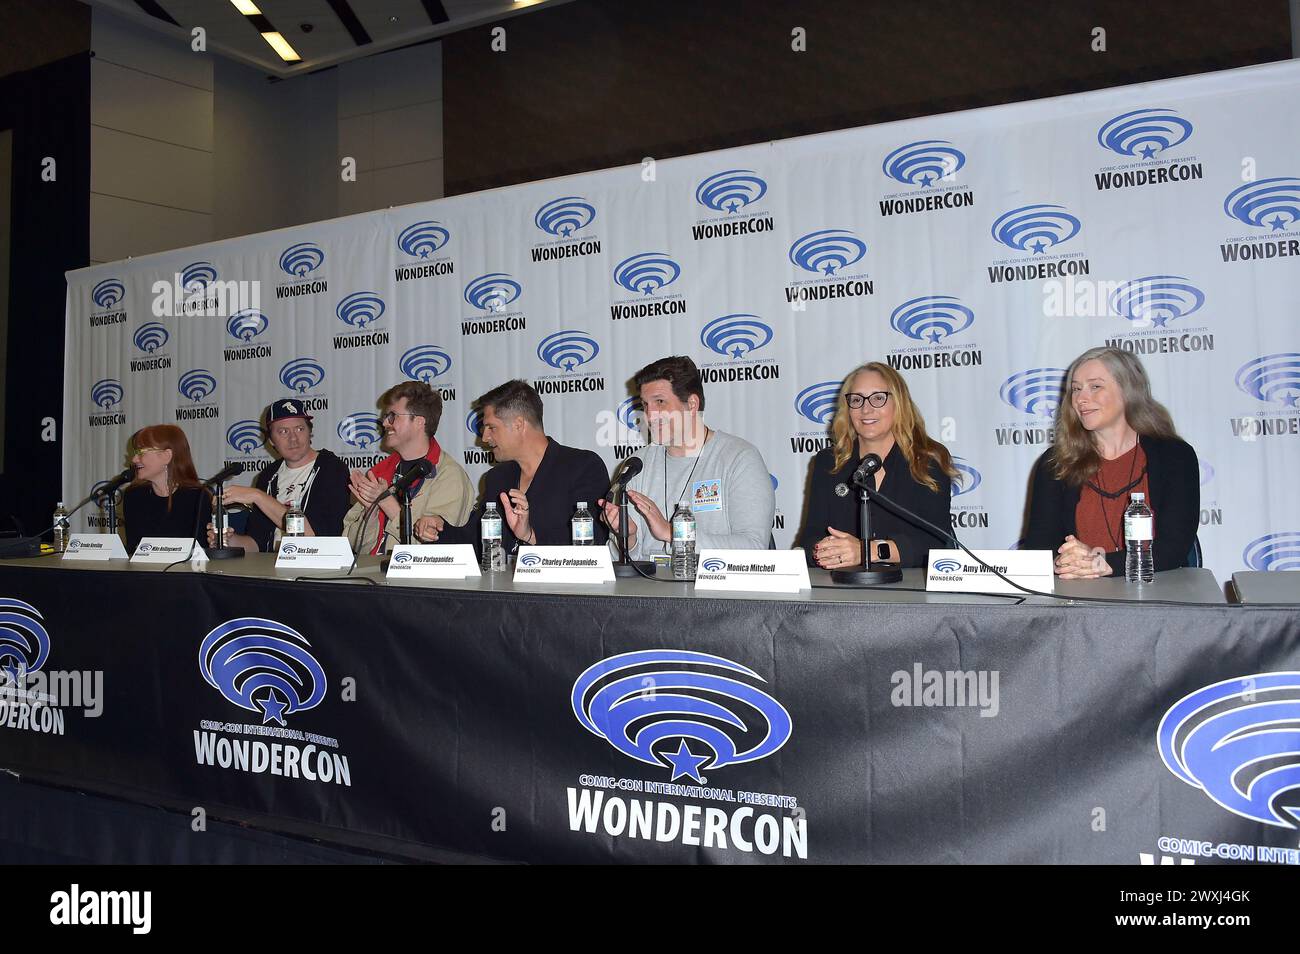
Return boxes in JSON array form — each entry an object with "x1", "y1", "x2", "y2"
[{"x1": 342, "y1": 455, "x2": 475, "y2": 554}]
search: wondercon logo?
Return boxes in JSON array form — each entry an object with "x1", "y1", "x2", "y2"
[
  {"x1": 696, "y1": 169, "x2": 767, "y2": 214},
  {"x1": 132, "y1": 322, "x2": 169, "y2": 353},
  {"x1": 700, "y1": 314, "x2": 772, "y2": 360},
  {"x1": 335, "y1": 292, "x2": 385, "y2": 329},
  {"x1": 1199, "y1": 460, "x2": 1215, "y2": 486},
  {"x1": 178, "y1": 369, "x2": 217, "y2": 402},
  {"x1": 279, "y1": 242, "x2": 324, "y2": 277},
  {"x1": 788, "y1": 230, "x2": 867, "y2": 276},
  {"x1": 537, "y1": 331, "x2": 599, "y2": 372},
  {"x1": 337, "y1": 413, "x2": 381, "y2": 449},
  {"x1": 464, "y1": 273, "x2": 521, "y2": 313},
  {"x1": 227, "y1": 309, "x2": 268, "y2": 341},
  {"x1": 280, "y1": 543, "x2": 299, "y2": 555},
  {"x1": 137, "y1": 543, "x2": 153, "y2": 553},
  {"x1": 90, "y1": 379, "x2": 124, "y2": 409},
  {"x1": 181, "y1": 261, "x2": 218, "y2": 292},
  {"x1": 890, "y1": 295, "x2": 974, "y2": 344},
  {"x1": 91, "y1": 278, "x2": 125, "y2": 310},
  {"x1": 520, "y1": 553, "x2": 542, "y2": 567},
  {"x1": 1223, "y1": 177, "x2": 1300, "y2": 232},
  {"x1": 1159, "y1": 672, "x2": 1300, "y2": 827},
  {"x1": 535, "y1": 197, "x2": 595, "y2": 237},
  {"x1": 1000, "y1": 368, "x2": 1067, "y2": 418},
  {"x1": 1108, "y1": 276, "x2": 1205, "y2": 327},
  {"x1": 1235, "y1": 354, "x2": 1300, "y2": 408},
  {"x1": 1243, "y1": 532, "x2": 1300, "y2": 572},
  {"x1": 1097, "y1": 108, "x2": 1193, "y2": 160},
  {"x1": 613, "y1": 253, "x2": 680, "y2": 295},
  {"x1": 882, "y1": 139, "x2": 966, "y2": 188},
  {"x1": 571, "y1": 649, "x2": 793, "y2": 782},
  {"x1": 279, "y1": 358, "x2": 325, "y2": 393},
  {"x1": 991, "y1": 205, "x2": 1081, "y2": 254},
  {"x1": 616, "y1": 397, "x2": 642, "y2": 431},
  {"x1": 700, "y1": 557, "x2": 726, "y2": 573},
  {"x1": 399, "y1": 345, "x2": 452, "y2": 383},
  {"x1": 392, "y1": 551, "x2": 412, "y2": 564},
  {"x1": 931, "y1": 558, "x2": 962, "y2": 574},
  {"x1": 226, "y1": 420, "x2": 263, "y2": 454},
  {"x1": 199, "y1": 617, "x2": 327, "y2": 727},
  {"x1": 398, "y1": 220, "x2": 451, "y2": 258},
  {"x1": 795, "y1": 381, "x2": 840, "y2": 425},
  {"x1": 0, "y1": 598, "x2": 51, "y2": 682},
  {"x1": 466, "y1": 408, "x2": 483, "y2": 436},
  {"x1": 952, "y1": 457, "x2": 982, "y2": 496}
]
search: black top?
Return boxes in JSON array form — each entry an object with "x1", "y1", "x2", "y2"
[
  {"x1": 799, "y1": 441, "x2": 954, "y2": 569},
  {"x1": 244, "y1": 448, "x2": 352, "y2": 552},
  {"x1": 1023, "y1": 434, "x2": 1200, "y2": 574},
  {"x1": 440, "y1": 438, "x2": 610, "y2": 553},
  {"x1": 122, "y1": 484, "x2": 212, "y2": 554}
]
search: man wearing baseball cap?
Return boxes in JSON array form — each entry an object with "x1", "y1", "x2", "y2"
[{"x1": 212, "y1": 399, "x2": 351, "y2": 553}]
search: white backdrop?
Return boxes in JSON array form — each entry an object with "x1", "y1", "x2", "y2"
[{"x1": 64, "y1": 59, "x2": 1300, "y2": 578}]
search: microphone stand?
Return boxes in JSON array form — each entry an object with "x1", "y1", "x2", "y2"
[
  {"x1": 830, "y1": 479, "x2": 902, "y2": 586},
  {"x1": 612, "y1": 482, "x2": 655, "y2": 578},
  {"x1": 205, "y1": 479, "x2": 245, "y2": 560}
]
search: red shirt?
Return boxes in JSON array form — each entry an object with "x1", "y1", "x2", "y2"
[{"x1": 1075, "y1": 444, "x2": 1149, "y2": 553}]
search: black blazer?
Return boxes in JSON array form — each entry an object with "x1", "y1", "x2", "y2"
[
  {"x1": 122, "y1": 484, "x2": 212, "y2": 554},
  {"x1": 1022, "y1": 434, "x2": 1199, "y2": 574},
  {"x1": 800, "y1": 442, "x2": 954, "y2": 569},
  {"x1": 243, "y1": 449, "x2": 352, "y2": 552},
  {"x1": 440, "y1": 438, "x2": 610, "y2": 553}
]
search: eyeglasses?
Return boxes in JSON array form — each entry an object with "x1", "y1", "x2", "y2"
[
  {"x1": 381, "y1": 411, "x2": 418, "y2": 424},
  {"x1": 131, "y1": 446, "x2": 163, "y2": 456},
  {"x1": 844, "y1": 391, "x2": 890, "y2": 410}
]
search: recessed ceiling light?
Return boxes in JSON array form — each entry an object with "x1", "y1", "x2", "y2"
[
  {"x1": 230, "y1": 0, "x2": 261, "y2": 15},
  {"x1": 261, "y1": 31, "x2": 302, "y2": 62}
]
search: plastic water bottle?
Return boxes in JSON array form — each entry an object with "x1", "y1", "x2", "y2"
[
  {"x1": 283, "y1": 500, "x2": 306, "y2": 537},
  {"x1": 481, "y1": 502, "x2": 507, "y2": 572},
  {"x1": 52, "y1": 502, "x2": 69, "y2": 552},
  {"x1": 571, "y1": 501, "x2": 594, "y2": 546},
  {"x1": 671, "y1": 503, "x2": 697, "y2": 581},
  {"x1": 1124, "y1": 492, "x2": 1154, "y2": 583}
]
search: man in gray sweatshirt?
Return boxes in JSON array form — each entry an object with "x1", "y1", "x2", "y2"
[{"x1": 601, "y1": 355, "x2": 774, "y2": 561}]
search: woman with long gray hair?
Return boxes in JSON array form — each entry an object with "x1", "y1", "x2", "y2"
[{"x1": 1023, "y1": 347, "x2": 1199, "y2": 578}]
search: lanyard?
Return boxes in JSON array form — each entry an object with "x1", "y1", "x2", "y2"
[{"x1": 662, "y1": 428, "x2": 710, "y2": 517}]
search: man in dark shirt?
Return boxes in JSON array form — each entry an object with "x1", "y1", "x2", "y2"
[{"x1": 417, "y1": 380, "x2": 609, "y2": 554}]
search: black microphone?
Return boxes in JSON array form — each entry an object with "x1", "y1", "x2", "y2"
[
  {"x1": 606, "y1": 456, "x2": 643, "y2": 500},
  {"x1": 378, "y1": 458, "x2": 433, "y2": 502},
  {"x1": 92, "y1": 467, "x2": 134, "y2": 502},
  {"x1": 850, "y1": 453, "x2": 884, "y2": 490},
  {"x1": 203, "y1": 462, "x2": 245, "y2": 487}
]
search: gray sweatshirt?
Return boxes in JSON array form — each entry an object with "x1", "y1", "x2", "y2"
[{"x1": 619, "y1": 428, "x2": 775, "y2": 560}]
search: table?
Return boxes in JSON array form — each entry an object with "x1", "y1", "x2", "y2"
[
  {"x1": 1231, "y1": 570, "x2": 1300, "y2": 604},
  {"x1": 0, "y1": 555, "x2": 1294, "y2": 864}
]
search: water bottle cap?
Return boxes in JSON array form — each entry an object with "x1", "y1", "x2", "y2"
[
  {"x1": 485, "y1": 502, "x2": 497, "y2": 510},
  {"x1": 1131, "y1": 492, "x2": 1145, "y2": 501},
  {"x1": 576, "y1": 501, "x2": 586, "y2": 509}
]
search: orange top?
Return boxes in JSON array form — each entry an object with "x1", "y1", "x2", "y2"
[{"x1": 1075, "y1": 444, "x2": 1149, "y2": 553}]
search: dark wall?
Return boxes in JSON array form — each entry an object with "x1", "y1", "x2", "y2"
[
  {"x1": 443, "y1": 0, "x2": 1292, "y2": 195},
  {"x1": 0, "y1": 53, "x2": 92, "y2": 538}
]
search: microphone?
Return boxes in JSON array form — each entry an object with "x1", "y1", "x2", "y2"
[
  {"x1": 606, "y1": 456, "x2": 643, "y2": 500},
  {"x1": 203, "y1": 462, "x2": 245, "y2": 487},
  {"x1": 378, "y1": 458, "x2": 434, "y2": 502},
  {"x1": 92, "y1": 467, "x2": 134, "y2": 502},
  {"x1": 850, "y1": 453, "x2": 884, "y2": 490}
]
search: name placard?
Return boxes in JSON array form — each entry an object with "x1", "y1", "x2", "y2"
[
  {"x1": 274, "y1": 536, "x2": 354, "y2": 570},
  {"x1": 131, "y1": 537, "x2": 207, "y2": 564},
  {"x1": 62, "y1": 533, "x2": 129, "y2": 561},
  {"x1": 513, "y1": 546, "x2": 615, "y2": 584},
  {"x1": 693, "y1": 549, "x2": 811, "y2": 593},
  {"x1": 925, "y1": 549, "x2": 1054, "y2": 595},
  {"x1": 386, "y1": 544, "x2": 481, "y2": 580}
]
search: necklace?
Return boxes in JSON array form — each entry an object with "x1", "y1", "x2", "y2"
[
  {"x1": 663, "y1": 427, "x2": 710, "y2": 518},
  {"x1": 1086, "y1": 442, "x2": 1144, "y2": 550}
]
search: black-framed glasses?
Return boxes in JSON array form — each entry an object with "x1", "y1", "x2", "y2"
[
  {"x1": 844, "y1": 391, "x2": 890, "y2": 410},
  {"x1": 381, "y1": 411, "x2": 417, "y2": 424}
]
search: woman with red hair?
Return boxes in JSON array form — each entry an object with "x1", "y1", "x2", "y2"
[{"x1": 121, "y1": 424, "x2": 212, "y2": 554}]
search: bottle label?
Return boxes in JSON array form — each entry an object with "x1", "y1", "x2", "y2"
[
  {"x1": 1124, "y1": 515, "x2": 1153, "y2": 542},
  {"x1": 285, "y1": 513, "x2": 305, "y2": 535},
  {"x1": 672, "y1": 521, "x2": 696, "y2": 543},
  {"x1": 572, "y1": 520, "x2": 594, "y2": 541},
  {"x1": 482, "y1": 517, "x2": 502, "y2": 541}
]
